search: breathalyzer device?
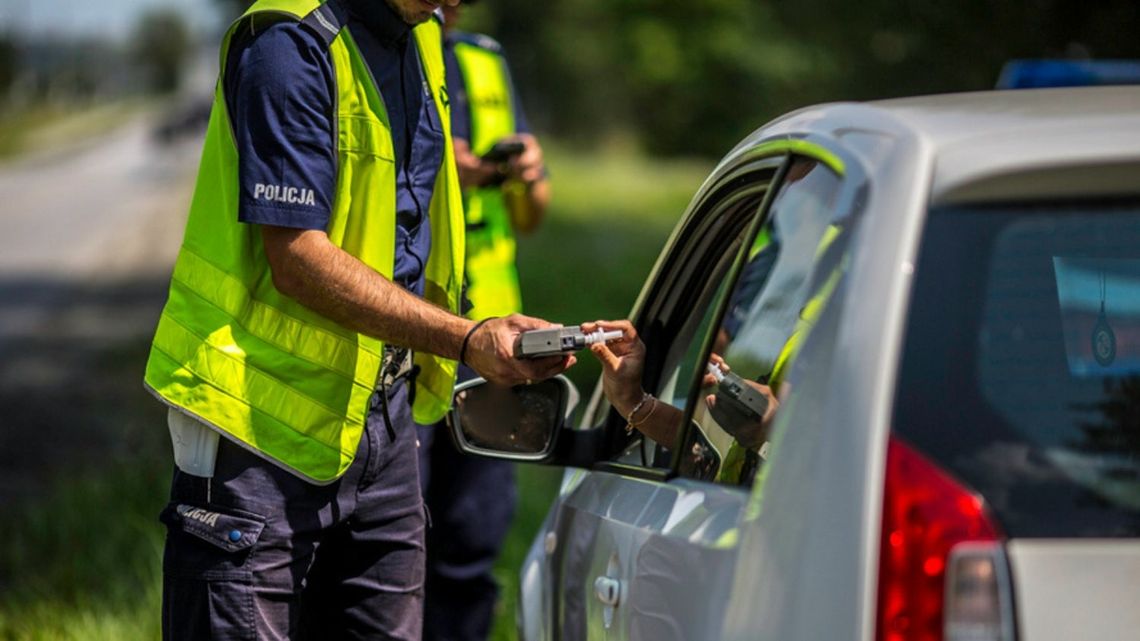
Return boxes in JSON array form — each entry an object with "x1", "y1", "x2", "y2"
[
  {"x1": 707, "y1": 363, "x2": 769, "y2": 423},
  {"x1": 516, "y1": 327, "x2": 623, "y2": 359}
]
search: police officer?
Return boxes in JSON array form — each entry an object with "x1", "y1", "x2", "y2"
[
  {"x1": 416, "y1": 2, "x2": 549, "y2": 639},
  {"x1": 143, "y1": 0, "x2": 572, "y2": 638}
]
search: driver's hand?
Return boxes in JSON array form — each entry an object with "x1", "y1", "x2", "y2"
[{"x1": 582, "y1": 319, "x2": 645, "y2": 417}]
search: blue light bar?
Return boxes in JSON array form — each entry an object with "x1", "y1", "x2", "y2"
[{"x1": 996, "y1": 59, "x2": 1140, "y2": 89}]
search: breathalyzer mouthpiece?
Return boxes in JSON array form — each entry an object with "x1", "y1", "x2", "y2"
[{"x1": 581, "y1": 329, "x2": 623, "y2": 347}]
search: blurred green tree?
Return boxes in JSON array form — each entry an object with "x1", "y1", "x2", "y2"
[
  {"x1": 466, "y1": 0, "x2": 827, "y2": 155},
  {"x1": 769, "y1": 0, "x2": 1140, "y2": 104},
  {"x1": 131, "y1": 9, "x2": 192, "y2": 94},
  {"x1": 458, "y1": 0, "x2": 1140, "y2": 157},
  {"x1": 197, "y1": 0, "x2": 1140, "y2": 157}
]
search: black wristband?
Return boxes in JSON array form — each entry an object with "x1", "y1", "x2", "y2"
[{"x1": 459, "y1": 317, "x2": 496, "y2": 367}]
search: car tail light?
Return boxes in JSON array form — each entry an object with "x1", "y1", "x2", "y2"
[
  {"x1": 876, "y1": 437, "x2": 1013, "y2": 641},
  {"x1": 944, "y1": 543, "x2": 1014, "y2": 641}
]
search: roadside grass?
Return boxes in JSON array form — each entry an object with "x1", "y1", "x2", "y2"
[
  {"x1": 0, "y1": 458, "x2": 167, "y2": 640},
  {"x1": 0, "y1": 101, "x2": 146, "y2": 160},
  {"x1": 0, "y1": 144, "x2": 711, "y2": 640}
]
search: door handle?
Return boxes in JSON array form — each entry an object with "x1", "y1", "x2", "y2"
[
  {"x1": 596, "y1": 553, "x2": 623, "y2": 629},
  {"x1": 594, "y1": 576, "x2": 621, "y2": 607}
]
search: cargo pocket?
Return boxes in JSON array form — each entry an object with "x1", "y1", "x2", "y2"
[{"x1": 160, "y1": 502, "x2": 266, "y2": 641}]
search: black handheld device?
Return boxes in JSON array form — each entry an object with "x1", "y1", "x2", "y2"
[
  {"x1": 708, "y1": 371, "x2": 769, "y2": 443},
  {"x1": 481, "y1": 140, "x2": 526, "y2": 163}
]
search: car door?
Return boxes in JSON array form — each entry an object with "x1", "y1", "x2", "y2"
[{"x1": 534, "y1": 140, "x2": 853, "y2": 641}]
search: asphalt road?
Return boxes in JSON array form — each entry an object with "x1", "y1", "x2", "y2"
[{"x1": 0, "y1": 113, "x2": 200, "y2": 503}]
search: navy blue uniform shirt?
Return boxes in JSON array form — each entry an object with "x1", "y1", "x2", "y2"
[
  {"x1": 443, "y1": 31, "x2": 530, "y2": 143},
  {"x1": 224, "y1": 0, "x2": 443, "y2": 296}
]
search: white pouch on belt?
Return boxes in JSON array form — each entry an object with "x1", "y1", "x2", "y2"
[{"x1": 167, "y1": 408, "x2": 220, "y2": 478}]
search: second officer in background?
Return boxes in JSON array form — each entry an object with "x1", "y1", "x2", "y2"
[{"x1": 417, "y1": 1, "x2": 550, "y2": 640}]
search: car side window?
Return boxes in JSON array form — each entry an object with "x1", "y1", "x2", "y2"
[
  {"x1": 649, "y1": 257, "x2": 743, "y2": 461},
  {"x1": 605, "y1": 163, "x2": 781, "y2": 470},
  {"x1": 675, "y1": 157, "x2": 844, "y2": 486}
]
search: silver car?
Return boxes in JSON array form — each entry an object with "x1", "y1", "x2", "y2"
[{"x1": 451, "y1": 86, "x2": 1140, "y2": 641}]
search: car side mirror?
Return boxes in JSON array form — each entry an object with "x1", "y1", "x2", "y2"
[{"x1": 448, "y1": 375, "x2": 580, "y2": 461}]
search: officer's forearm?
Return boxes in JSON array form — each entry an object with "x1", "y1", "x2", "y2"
[{"x1": 261, "y1": 225, "x2": 472, "y2": 360}]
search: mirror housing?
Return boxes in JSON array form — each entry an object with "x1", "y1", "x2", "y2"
[{"x1": 448, "y1": 375, "x2": 581, "y2": 462}]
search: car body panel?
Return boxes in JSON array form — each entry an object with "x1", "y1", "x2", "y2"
[
  {"x1": 519, "y1": 502, "x2": 557, "y2": 641},
  {"x1": 1007, "y1": 541, "x2": 1140, "y2": 641},
  {"x1": 546, "y1": 473, "x2": 747, "y2": 640}
]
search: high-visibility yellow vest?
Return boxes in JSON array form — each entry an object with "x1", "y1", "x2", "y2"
[
  {"x1": 452, "y1": 36, "x2": 522, "y2": 319},
  {"x1": 144, "y1": 0, "x2": 465, "y2": 484}
]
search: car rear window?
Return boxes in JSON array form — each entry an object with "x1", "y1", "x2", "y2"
[{"x1": 892, "y1": 200, "x2": 1140, "y2": 538}]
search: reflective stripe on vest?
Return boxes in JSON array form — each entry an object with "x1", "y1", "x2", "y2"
[
  {"x1": 453, "y1": 39, "x2": 522, "y2": 320},
  {"x1": 144, "y1": 0, "x2": 464, "y2": 483}
]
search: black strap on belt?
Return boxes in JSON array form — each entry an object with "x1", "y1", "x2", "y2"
[{"x1": 377, "y1": 345, "x2": 414, "y2": 442}]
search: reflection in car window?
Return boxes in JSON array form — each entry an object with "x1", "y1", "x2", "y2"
[
  {"x1": 894, "y1": 202, "x2": 1140, "y2": 537},
  {"x1": 676, "y1": 158, "x2": 843, "y2": 486},
  {"x1": 611, "y1": 177, "x2": 774, "y2": 469}
]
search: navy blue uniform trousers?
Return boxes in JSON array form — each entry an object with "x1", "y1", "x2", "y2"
[
  {"x1": 416, "y1": 374, "x2": 517, "y2": 641},
  {"x1": 161, "y1": 383, "x2": 425, "y2": 641}
]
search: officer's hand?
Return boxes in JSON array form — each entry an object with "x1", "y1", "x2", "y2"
[
  {"x1": 507, "y1": 133, "x2": 546, "y2": 185},
  {"x1": 465, "y1": 314, "x2": 575, "y2": 387},
  {"x1": 453, "y1": 138, "x2": 501, "y2": 190}
]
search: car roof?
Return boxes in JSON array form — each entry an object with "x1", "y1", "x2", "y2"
[
  {"x1": 740, "y1": 86, "x2": 1140, "y2": 204},
  {"x1": 869, "y1": 85, "x2": 1140, "y2": 146}
]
